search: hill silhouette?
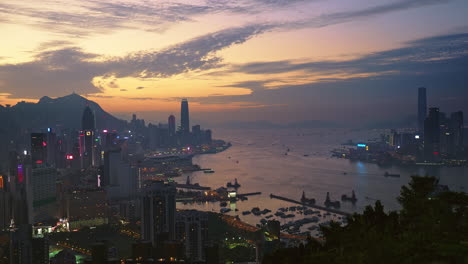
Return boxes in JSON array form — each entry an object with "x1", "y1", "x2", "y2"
[{"x1": 0, "y1": 93, "x2": 126, "y2": 132}]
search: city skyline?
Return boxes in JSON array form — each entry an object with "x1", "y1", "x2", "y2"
[{"x1": 0, "y1": 0, "x2": 467, "y2": 125}]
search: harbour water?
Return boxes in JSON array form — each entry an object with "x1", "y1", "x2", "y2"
[{"x1": 176, "y1": 128, "x2": 468, "y2": 231}]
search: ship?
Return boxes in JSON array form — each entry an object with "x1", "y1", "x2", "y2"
[
  {"x1": 341, "y1": 190, "x2": 357, "y2": 203},
  {"x1": 324, "y1": 192, "x2": 341, "y2": 208}
]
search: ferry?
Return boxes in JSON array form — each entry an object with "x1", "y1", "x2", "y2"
[{"x1": 204, "y1": 169, "x2": 215, "y2": 173}]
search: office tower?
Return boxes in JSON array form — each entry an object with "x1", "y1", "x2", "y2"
[
  {"x1": 424, "y1": 107, "x2": 440, "y2": 161},
  {"x1": 141, "y1": 181, "x2": 176, "y2": 248},
  {"x1": 31, "y1": 133, "x2": 47, "y2": 166},
  {"x1": 0, "y1": 174, "x2": 11, "y2": 231},
  {"x1": 80, "y1": 130, "x2": 94, "y2": 169},
  {"x1": 448, "y1": 111, "x2": 464, "y2": 156},
  {"x1": 168, "y1": 115, "x2": 176, "y2": 136},
  {"x1": 31, "y1": 167, "x2": 57, "y2": 222},
  {"x1": 103, "y1": 149, "x2": 120, "y2": 187},
  {"x1": 192, "y1": 125, "x2": 201, "y2": 145},
  {"x1": 180, "y1": 99, "x2": 190, "y2": 134},
  {"x1": 82, "y1": 106, "x2": 95, "y2": 131},
  {"x1": 418, "y1": 87, "x2": 427, "y2": 134},
  {"x1": 175, "y1": 210, "x2": 208, "y2": 262},
  {"x1": 204, "y1": 129, "x2": 212, "y2": 144},
  {"x1": 46, "y1": 130, "x2": 57, "y2": 167}
]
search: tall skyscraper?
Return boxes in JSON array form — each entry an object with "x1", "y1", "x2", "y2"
[
  {"x1": 31, "y1": 133, "x2": 47, "y2": 166},
  {"x1": 168, "y1": 115, "x2": 176, "y2": 136},
  {"x1": 418, "y1": 87, "x2": 427, "y2": 133},
  {"x1": 82, "y1": 106, "x2": 95, "y2": 131},
  {"x1": 424, "y1": 107, "x2": 440, "y2": 161},
  {"x1": 180, "y1": 99, "x2": 190, "y2": 134},
  {"x1": 141, "y1": 181, "x2": 176, "y2": 248}
]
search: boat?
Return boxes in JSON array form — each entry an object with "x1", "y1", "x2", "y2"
[
  {"x1": 384, "y1": 172, "x2": 400, "y2": 177},
  {"x1": 303, "y1": 154, "x2": 309, "y2": 157},
  {"x1": 324, "y1": 192, "x2": 341, "y2": 208},
  {"x1": 242, "y1": 211, "x2": 251, "y2": 215},
  {"x1": 341, "y1": 190, "x2": 357, "y2": 203},
  {"x1": 220, "y1": 201, "x2": 228, "y2": 207},
  {"x1": 226, "y1": 178, "x2": 241, "y2": 188},
  {"x1": 204, "y1": 169, "x2": 215, "y2": 173},
  {"x1": 220, "y1": 208, "x2": 231, "y2": 213}
]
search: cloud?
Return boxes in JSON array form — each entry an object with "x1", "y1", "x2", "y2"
[
  {"x1": 232, "y1": 32, "x2": 468, "y2": 76},
  {"x1": 120, "y1": 89, "x2": 127, "y2": 91},
  {"x1": 136, "y1": 86, "x2": 145, "y2": 90},
  {"x1": 0, "y1": 24, "x2": 270, "y2": 98},
  {"x1": 191, "y1": 32, "x2": 468, "y2": 116}
]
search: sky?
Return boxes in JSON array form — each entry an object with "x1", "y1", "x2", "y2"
[{"x1": 0, "y1": 0, "x2": 467, "y2": 126}]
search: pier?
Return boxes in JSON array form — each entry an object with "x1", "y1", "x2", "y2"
[
  {"x1": 270, "y1": 194, "x2": 352, "y2": 216},
  {"x1": 237, "y1": 192, "x2": 262, "y2": 198},
  {"x1": 175, "y1": 183, "x2": 211, "y2": 190}
]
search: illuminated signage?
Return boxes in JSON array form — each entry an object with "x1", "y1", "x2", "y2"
[
  {"x1": 415, "y1": 135, "x2": 420, "y2": 139},
  {"x1": 86, "y1": 131, "x2": 91, "y2": 136},
  {"x1": 0, "y1": 176, "x2": 4, "y2": 189},
  {"x1": 66, "y1": 155, "x2": 74, "y2": 160},
  {"x1": 17, "y1": 165, "x2": 24, "y2": 183},
  {"x1": 357, "y1": 144, "x2": 367, "y2": 148}
]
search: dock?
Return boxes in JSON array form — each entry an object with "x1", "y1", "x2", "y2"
[
  {"x1": 237, "y1": 192, "x2": 262, "y2": 197},
  {"x1": 175, "y1": 184, "x2": 211, "y2": 190},
  {"x1": 270, "y1": 194, "x2": 352, "y2": 216}
]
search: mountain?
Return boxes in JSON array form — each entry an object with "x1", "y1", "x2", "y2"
[{"x1": 0, "y1": 93, "x2": 127, "y2": 132}]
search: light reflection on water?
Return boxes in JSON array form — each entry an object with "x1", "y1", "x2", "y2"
[{"x1": 176, "y1": 128, "x2": 468, "y2": 230}]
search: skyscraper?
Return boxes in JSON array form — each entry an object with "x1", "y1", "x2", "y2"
[
  {"x1": 31, "y1": 133, "x2": 47, "y2": 166},
  {"x1": 180, "y1": 99, "x2": 190, "y2": 134},
  {"x1": 141, "y1": 181, "x2": 176, "y2": 248},
  {"x1": 448, "y1": 111, "x2": 464, "y2": 156},
  {"x1": 418, "y1": 87, "x2": 427, "y2": 133},
  {"x1": 424, "y1": 107, "x2": 440, "y2": 161},
  {"x1": 82, "y1": 106, "x2": 95, "y2": 131},
  {"x1": 168, "y1": 115, "x2": 176, "y2": 136}
]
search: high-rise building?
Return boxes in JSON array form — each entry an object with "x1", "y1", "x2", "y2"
[
  {"x1": 175, "y1": 210, "x2": 208, "y2": 262},
  {"x1": 424, "y1": 107, "x2": 440, "y2": 161},
  {"x1": 0, "y1": 174, "x2": 11, "y2": 231},
  {"x1": 31, "y1": 133, "x2": 47, "y2": 166},
  {"x1": 82, "y1": 106, "x2": 95, "y2": 131},
  {"x1": 180, "y1": 99, "x2": 190, "y2": 134},
  {"x1": 448, "y1": 111, "x2": 464, "y2": 156},
  {"x1": 418, "y1": 87, "x2": 427, "y2": 134},
  {"x1": 141, "y1": 181, "x2": 176, "y2": 248},
  {"x1": 168, "y1": 115, "x2": 176, "y2": 136}
]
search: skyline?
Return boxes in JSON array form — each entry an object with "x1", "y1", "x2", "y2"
[{"x1": 1, "y1": 0, "x2": 467, "y2": 125}]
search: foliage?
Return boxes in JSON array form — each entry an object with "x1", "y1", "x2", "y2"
[{"x1": 263, "y1": 176, "x2": 468, "y2": 264}]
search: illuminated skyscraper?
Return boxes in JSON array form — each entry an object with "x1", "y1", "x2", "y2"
[
  {"x1": 180, "y1": 99, "x2": 190, "y2": 134},
  {"x1": 31, "y1": 133, "x2": 47, "y2": 166},
  {"x1": 418, "y1": 87, "x2": 427, "y2": 134}
]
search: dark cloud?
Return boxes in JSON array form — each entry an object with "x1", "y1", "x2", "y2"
[
  {"x1": 192, "y1": 33, "x2": 468, "y2": 123},
  {"x1": 0, "y1": 25, "x2": 269, "y2": 98},
  {"x1": 120, "y1": 89, "x2": 127, "y2": 91},
  {"x1": 0, "y1": 0, "x2": 451, "y2": 37},
  {"x1": 136, "y1": 86, "x2": 145, "y2": 90},
  {"x1": 233, "y1": 33, "x2": 468, "y2": 76}
]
